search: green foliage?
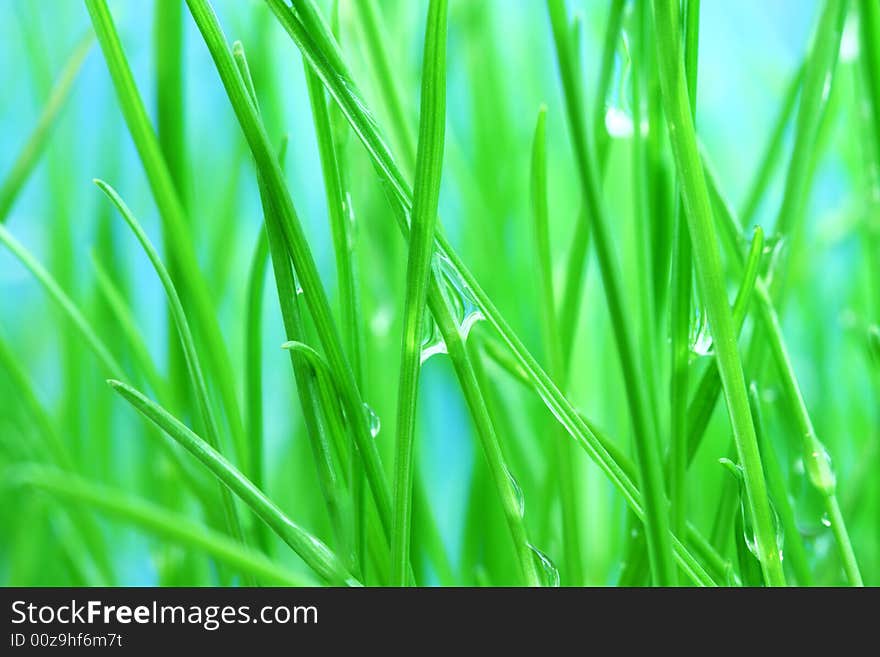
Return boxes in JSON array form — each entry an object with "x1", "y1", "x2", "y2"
[{"x1": 0, "y1": 0, "x2": 874, "y2": 587}]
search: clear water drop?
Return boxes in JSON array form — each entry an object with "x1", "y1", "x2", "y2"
[
  {"x1": 370, "y1": 304, "x2": 393, "y2": 338},
  {"x1": 419, "y1": 313, "x2": 447, "y2": 365},
  {"x1": 604, "y1": 15, "x2": 634, "y2": 141},
  {"x1": 342, "y1": 191, "x2": 357, "y2": 251},
  {"x1": 804, "y1": 442, "x2": 836, "y2": 495},
  {"x1": 505, "y1": 468, "x2": 525, "y2": 518},
  {"x1": 720, "y1": 458, "x2": 784, "y2": 562},
  {"x1": 434, "y1": 253, "x2": 485, "y2": 340},
  {"x1": 689, "y1": 306, "x2": 714, "y2": 358},
  {"x1": 763, "y1": 236, "x2": 788, "y2": 287},
  {"x1": 821, "y1": 71, "x2": 832, "y2": 103},
  {"x1": 821, "y1": 513, "x2": 831, "y2": 528},
  {"x1": 528, "y1": 544, "x2": 560, "y2": 587},
  {"x1": 868, "y1": 325, "x2": 880, "y2": 367},
  {"x1": 605, "y1": 106, "x2": 634, "y2": 138},
  {"x1": 840, "y1": 14, "x2": 860, "y2": 62},
  {"x1": 420, "y1": 253, "x2": 486, "y2": 364},
  {"x1": 363, "y1": 402, "x2": 380, "y2": 438}
]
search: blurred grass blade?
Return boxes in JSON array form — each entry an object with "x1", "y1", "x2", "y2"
[
  {"x1": 0, "y1": 225, "x2": 123, "y2": 377},
  {"x1": 95, "y1": 179, "x2": 247, "y2": 551},
  {"x1": 652, "y1": 0, "x2": 785, "y2": 586},
  {"x1": 531, "y1": 105, "x2": 582, "y2": 584},
  {"x1": 0, "y1": 35, "x2": 92, "y2": 223},
  {"x1": 89, "y1": 252, "x2": 168, "y2": 400},
  {"x1": 11, "y1": 466, "x2": 315, "y2": 586},
  {"x1": 547, "y1": 0, "x2": 675, "y2": 586},
  {"x1": 739, "y1": 64, "x2": 805, "y2": 226},
  {"x1": 107, "y1": 379, "x2": 359, "y2": 586},
  {"x1": 84, "y1": 0, "x2": 248, "y2": 473},
  {"x1": 772, "y1": 0, "x2": 845, "y2": 238},
  {"x1": 154, "y1": 0, "x2": 192, "y2": 427},
  {"x1": 243, "y1": 228, "x2": 269, "y2": 490}
]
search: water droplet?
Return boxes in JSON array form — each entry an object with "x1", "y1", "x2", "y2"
[
  {"x1": 821, "y1": 513, "x2": 831, "y2": 528},
  {"x1": 434, "y1": 253, "x2": 485, "y2": 339},
  {"x1": 689, "y1": 305, "x2": 714, "y2": 358},
  {"x1": 419, "y1": 314, "x2": 447, "y2": 365},
  {"x1": 605, "y1": 106, "x2": 635, "y2": 138},
  {"x1": 604, "y1": 17, "x2": 633, "y2": 140},
  {"x1": 805, "y1": 442, "x2": 836, "y2": 495},
  {"x1": 528, "y1": 544, "x2": 560, "y2": 587},
  {"x1": 420, "y1": 253, "x2": 486, "y2": 364},
  {"x1": 724, "y1": 562, "x2": 737, "y2": 587},
  {"x1": 720, "y1": 458, "x2": 784, "y2": 562},
  {"x1": 342, "y1": 191, "x2": 357, "y2": 250},
  {"x1": 602, "y1": 7, "x2": 648, "y2": 141},
  {"x1": 840, "y1": 14, "x2": 860, "y2": 62},
  {"x1": 838, "y1": 308, "x2": 858, "y2": 330},
  {"x1": 370, "y1": 304, "x2": 392, "y2": 337},
  {"x1": 868, "y1": 325, "x2": 880, "y2": 366},
  {"x1": 763, "y1": 236, "x2": 788, "y2": 287},
  {"x1": 821, "y1": 72, "x2": 832, "y2": 104},
  {"x1": 363, "y1": 402, "x2": 380, "y2": 438},
  {"x1": 506, "y1": 468, "x2": 525, "y2": 518}
]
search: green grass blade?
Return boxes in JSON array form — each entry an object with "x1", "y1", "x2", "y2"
[
  {"x1": 185, "y1": 0, "x2": 394, "y2": 543},
  {"x1": 89, "y1": 252, "x2": 168, "y2": 400},
  {"x1": 107, "y1": 379, "x2": 359, "y2": 585},
  {"x1": 0, "y1": 225, "x2": 123, "y2": 377},
  {"x1": 652, "y1": 0, "x2": 785, "y2": 586},
  {"x1": 482, "y1": 340, "x2": 726, "y2": 586},
  {"x1": 154, "y1": 0, "x2": 192, "y2": 422},
  {"x1": 244, "y1": 228, "x2": 269, "y2": 490},
  {"x1": 772, "y1": 0, "x2": 845, "y2": 238},
  {"x1": 557, "y1": 0, "x2": 624, "y2": 372},
  {"x1": 303, "y1": 69, "x2": 363, "y2": 391},
  {"x1": 232, "y1": 41, "x2": 359, "y2": 572},
  {"x1": 739, "y1": 65, "x2": 805, "y2": 226},
  {"x1": 84, "y1": 0, "x2": 248, "y2": 473},
  {"x1": 10, "y1": 465, "x2": 315, "y2": 586},
  {"x1": 94, "y1": 180, "x2": 248, "y2": 553},
  {"x1": 860, "y1": 0, "x2": 880, "y2": 172},
  {"x1": 531, "y1": 105, "x2": 583, "y2": 584},
  {"x1": 704, "y1": 148, "x2": 863, "y2": 586},
  {"x1": 683, "y1": 224, "x2": 764, "y2": 463},
  {"x1": 749, "y1": 383, "x2": 813, "y2": 585},
  {"x1": 755, "y1": 287, "x2": 862, "y2": 585},
  {"x1": 0, "y1": 35, "x2": 92, "y2": 223},
  {"x1": 593, "y1": 0, "x2": 626, "y2": 169},
  {"x1": 547, "y1": 0, "x2": 676, "y2": 586},
  {"x1": 390, "y1": 0, "x2": 448, "y2": 587},
  {"x1": 349, "y1": 0, "x2": 416, "y2": 168},
  {"x1": 435, "y1": 300, "x2": 543, "y2": 586},
  {"x1": 669, "y1": 0, "x2": 700, "y2": 541}
]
